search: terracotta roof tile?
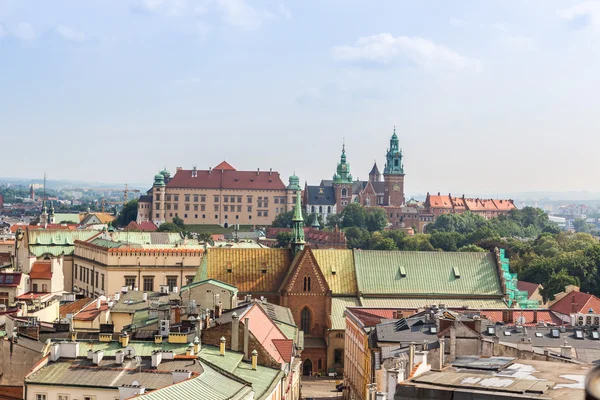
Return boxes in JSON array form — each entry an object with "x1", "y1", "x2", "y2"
[
  {"x1": 60, "y1": 298, "x2": 92, "y2": 318},
  {"x1": 517, "y1": 281, "x2": 540, "y2": 298},
  {"x1": 166, "y1": 168, "x2": 286, "y2": 190},
  {"x1": 272, "y1": 339, "x2": 293, "y2": 363},
  {"x1": 0, "y1": 273, "x2": 22, "y2": 287},
  {"x1": 213, "y1": 161, "x2": 236, "y2": 171},
  {"x1": 29, "y1": 262, "x2": 52, "y2": 280},
  {"x1": 74, "y1": 300, "x2": 109, "y2": 321},
  {"x1": 550, "y1": 291, "x2": 600, "y2": 315},
  {"x1": 480, "y1": 309, "x2": 561, "y2": 326}
]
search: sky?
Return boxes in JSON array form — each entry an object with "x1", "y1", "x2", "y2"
[{"x1": 1, "y1": 0, "x2": 600, "y2": 198}]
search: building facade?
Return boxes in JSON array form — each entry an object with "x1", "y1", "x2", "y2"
[{"x1": 138, "y1": 162, "x2": 300, "y2": 227}]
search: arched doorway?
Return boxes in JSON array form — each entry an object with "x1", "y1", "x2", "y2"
[
  {"x1": 223, "y1": 222, "x2": 229, "y2": 228},
  {"x1": 303, "y1": 359, "x2": 312, "y2": 376}
]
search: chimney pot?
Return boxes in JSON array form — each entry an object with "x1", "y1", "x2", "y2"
[
  {"x1": 220, "y1": 336, "x2": 226, "y2": 356},
  {"x1": 251, "y1": 349, "x2": 258, "y2": 370}
]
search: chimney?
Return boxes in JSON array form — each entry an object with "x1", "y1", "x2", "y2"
[
  {"x1": 257, "y1": 168, "x2": 260, "y2": 176},
  {"x1": 193, "y1": 336, "x2": 200, "y2": 354},
  {"x1": 409, "y1": 342, "x2": 415, "y2": 370},
  {"x1": 245, "y1": 294, "x2": 252, "y2": 303},
  {"x1": 251, "y1": 349, "x2": 258, "y2": 370},
  {"x1": 154, "y1": 335, "x2": 163, "y2": 344},
  {"x1": 151, "y1": 351, "x2": 162, "y2": 368},
  {"x1": 186, "y1": 342, "x2": 194, "y2": 356},
  {"x1": 208, "y1": 167, "x2": 212, "y2": 174},
  {"x1": 50, "y1": 343, "x2": 60, "y2": 362},
  {"x1": 120, "y1": 332, "x2": 129, "y2": 348},
  {"x1": 70, "y1": 330, "x2": 77, "y2": 342},
  {"x1": 533, "y1": 310, "x2": 538, "y2": 324},
  {"x1": 143, "y1": 292, "x2": 148, "y2": 301},
  {"x1": 561, "y1": 340, "x2": 572, "y2": 358},
  {"x1": 231, "y1": 312, "x2": 240, "y2": 352},
  {"x1": 393, "y1": 310, "x2": 404, "y2": 320},
  {"x1": 215, "y1": 301, "x2": 223, "y2": 318},
  {"x1": 269, "y1": 168, "x2": 272, "y2": 176},
  {"x1": 115, "y1": 350, "x2": 125, "y2": 365},
  {"x1": 220, "y1": 336, "x2": 226, "y2": 356},
  {"x1": 114, "y1": 292, "x2": 121, "y2": 301},
  {"x1": 243, "y1": 317, "x2": 250, "y2": 360},
  {"x1": 118, "y1": 385, "x2": 145, "y2": 400},
  {"x1": 96, "y1": 299, "x2": 102, "y2": 310},
  {"x1": 172, "y1": 370, "x2": 192, "y2": 384},
  {"x1": 92, "y1": 350, "x2": 104, "y2": 365},
  {"x1": 438, "y1": 339, "x2": 445, "y2": 370}
]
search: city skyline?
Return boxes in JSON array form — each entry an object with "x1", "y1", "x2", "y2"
[{"x1": 2, "y1": 0, "x2": 600, "y2": 194}]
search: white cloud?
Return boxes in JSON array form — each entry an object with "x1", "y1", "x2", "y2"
[
  {"x1": 279, "y1": 4, "x2": 292, "y2": 20},
  {"x1": 216, "y1": 0, "x2": 273, "y2": 30},
  {"x1": 558, "y1": 1, "x2": 600, "y2": 30},
  {"x1": 498, "y1": 35, "x2": 538, "y2": 52},
  {"x1": 332, "y1": 33, "x2": 482, "y2": 71},
  {"x1": 11, "y1": 22, "x2": 36, "y2": 40},
  {"x1": 449, "y1": 17, "x2": 464, "y2": 27},
  {"x1": 56, "y1": 25, "x2": 86, "y2": 42}
]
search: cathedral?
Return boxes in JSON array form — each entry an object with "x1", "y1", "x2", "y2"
[{"x1": 303, "y1": 128, "x2": 407, "y2": 219}]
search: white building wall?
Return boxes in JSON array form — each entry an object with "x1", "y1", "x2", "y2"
[{"x1": 26, "y1": 383, "x2": 118, "y2": 400}]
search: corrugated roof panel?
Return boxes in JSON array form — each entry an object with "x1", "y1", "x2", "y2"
[
  {"x1": 313, "y1": 249, "x2": 357, "y2": 295},
  {"x1": 354, "y1": 251, "x2": 502, "y2": 296},
  {"x1": 360, "y1": 298, "x2": 508, "y2": 309}
]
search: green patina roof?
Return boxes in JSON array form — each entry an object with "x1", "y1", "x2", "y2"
[
  {"x1": 28, "y1": 230, "x2": 99, "y2": 257},
  {"x1": 234, "y1": 359, "x2": 284, "y2": 400},
  {"x1": 194, "y1": 255, "x2": 208, "y2": 282},
  {"x1": 354, "y1": 251, "x2": 503, "y2": 296},
  {"x1": 90, "y1": 238, "x2": 123, "y2": 249},
  {"x1": 136, "y1": 361, "x2": 252, "y2": 400},
  {"x1": 180, "y1": 278, "x2": 238, "y2": 294},
  {"x1": 199, "y1": 345, "x2": 244, "y2": 374},
  {"x1": 359, "y1": 297, "x2": 508, "y2": 309},
  {"x1": 52, "y1": 213, "x2": 81, "y2": 224},
  {"x1": 331, "y1": 296, "x2": 361, "y2": 330}
]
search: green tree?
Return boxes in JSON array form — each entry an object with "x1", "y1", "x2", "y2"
[
  {"x1": 573, "y1": 218, "x2": 590, "y2": 233},
  {"x1": 368, "y1": 232, "x2": 398, "y2": 251},
  {"x1": 345, "y1": 227, "x2": 371, "y2": 249},
  {"x1": 532, "y1": 234, "x2": 561, "y2": 258},
  {"x1": 539, "y1": 269, "x2": 579, "y2": 302},
  {"x1": 276, "y1": 232, "x2": 292, "y2": 248},
  {"x1": 114, "y1": 199, "x2": 138, "y2": 228},
  {"x1": 340, "y1": 203, "x2": 367, "y2": 229},
  {"x1": 271, "y1": 210, "x2": 310, "y2": 228},
  {"x1": 157, "y1": 222, "x2": 182, "y2": 232},
  {"x1": 365, "y1": 207, "x2": 389, "y2": 232},
  {"x1": 430, "y1": 231, "x2": 466, "y2": 252},
  {"x1": 197, "y1": 232, "x2": 213, "y2": 244},
  {"x1": 403, "y1": 234, "x2": 434, "y2": 251},
  {"x1": 326, "y1": 214, "x2": 343, "y2": 230},
  {"x1": 382, "y1": 230, "x2": 408, "y2": 250},
  {"x1": 173, "y1": 216, "x2": 185, "y2": 230},
  {"x1": 458, "y1": 244, "x2": 487, "y2": 252}
]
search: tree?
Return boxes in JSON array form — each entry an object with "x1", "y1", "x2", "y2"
[
  {"x1": 157, "y1": 222, "x2": 182, "y2": 232},
  {"x1": 271, "y1": 210, "x2": 310, "y2": 228},
  {"x1": 532, "y1": 234, "x2": 561, "y2": 258},
  {"x1": 458, "y1": 244, "x2": 487, "y2": 252},
  {"x1": 173, "y1": 216, "x2": 185, "y2": 230},
  {"x1": 326, "y1": 214, "x2": 342, "y2": 230},
  {"x1": 368, "y1": 232, "x2": 398, "y2": 251},
  {"x1": 340, "y1": 203, "x2": 367, "y2": 229},
  {"x1": 114, "y1": 199, "x2": 138, "y2": 228},
  {"x1": 539, "y1": 269, "x2": 579, "y2": 302},
  {"x1": 573, "y1": 218, "x2": 590, "y2": 233},
  {"x1": 365, "y1": 207, "x2": 388, "y2": 232},
  {"x1": 383, "y1": 230, "x2": 408, "y2": 250},
  {"x1": 430, "y1": 232, "x2": 466, "y2": 252},
  {"x1": 197, "y1": 232, "x2": 213, "y2": 244},
  {"x1": 403, "y1": 234, "x2": 434, "y2": 251},
  {"x1": 276, "y1": 232, "x2": 292, "y2": 248},
  {"x1": 345, "y1": 227, "x2": 371, "y2": 249}
]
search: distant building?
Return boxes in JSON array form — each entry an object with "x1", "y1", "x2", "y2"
[{"x1": 138, "y1": 162, "x2": 300, "y2": 228}]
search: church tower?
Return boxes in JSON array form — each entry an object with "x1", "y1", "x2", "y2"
[
  {"x1": 383, "y1": 127, "x2": 405, "y2": 206},
  {"x1": 152, "y1": 172, "x2": 166, "y2": 225},
  {"x1": 332, "y1": 143, "x2": 353, "y2": 212}
]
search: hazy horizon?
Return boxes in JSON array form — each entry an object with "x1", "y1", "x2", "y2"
[{"x1": 2, "y1": 1, "x2": 600, "y2": 195}]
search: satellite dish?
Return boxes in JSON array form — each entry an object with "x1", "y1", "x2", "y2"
[
  {"x1": 516, "y1": 316, "x2": 527, "y2": 326},
  {"x1": 132, "y1": 380, "x2": 140, "y2": 386},
  {"x1": 124, "y1": 346, "x2": 136, "y2": 358}
]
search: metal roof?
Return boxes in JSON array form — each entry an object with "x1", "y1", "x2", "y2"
[
  {"x1": 313, "y1": 249, "x2": 357, "y2": 295},
  {"x1": 180, "y1": 278, "x2": 239, "y2": 294},
  {"x1": 305, "y1": 185, "x2": 336, "y2": 206},
  {"x1": 28, "y1": 229, "x2": 98, "y2": 257},
  {"x1": 331, "y1": 297, "x2": 361, "y2": 330},
  {"x1": 360, "y1": 297, "x2": 508, "y2": 309},
  {"x1": 354, "y1": 251, "x2": 503, "y2": 296}
]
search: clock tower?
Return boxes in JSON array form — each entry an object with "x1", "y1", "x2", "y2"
[{"x1": 383, "y1": 127, "x2": 405, "y2": 206}]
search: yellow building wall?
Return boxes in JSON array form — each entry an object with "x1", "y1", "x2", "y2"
[
  {"x1": 344, "y1": 317, "x2": 370, "y2": 400},
  {"x1": 110, "y1": 312, "x2": 134, "y2": 332}
]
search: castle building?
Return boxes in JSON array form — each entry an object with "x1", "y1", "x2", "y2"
[{"x1": 138, "y1": 162, "x2": 300, "y2": 227}]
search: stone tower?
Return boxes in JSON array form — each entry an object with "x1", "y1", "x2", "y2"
[
  {"x1": 383, "y1": 127, "x2": 405, "y2": 206},
  {"x1": 287, "y1": 174, "x2": 301, "y2": 213},
  {"x1": 332, "y1": 143, "x2": 354, "y2": 212},
  {"x1": 152, "y1": 172, "x2": 166, "y2": 224},
  {"x1": 369, "y1": 161, "x2": 381, "y2": 182}
]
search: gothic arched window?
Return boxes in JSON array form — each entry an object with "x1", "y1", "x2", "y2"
[
  {"x1": 327, "y1": 206, "x2": 331, "y2": 213},
  {"x1": 311, "y1": 206, "x2": 315, "y2": 213},
  {"x1": 301, "y1": 307, "x2": 312, "y2": 335},
  {"x1": 319, "y1": 206, "x2": 323, "y2": 213},
  {"x1": 303, "y1": 276, "x2": 311, "y2": 291},
  {"x1": 341, "y1": 188, "x2": 347, "y2": 197}
]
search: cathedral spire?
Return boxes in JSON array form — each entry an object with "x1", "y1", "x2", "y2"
[
  {"x1": 291, "y1": 188, "x2": 305, "y2": 256},
  {"x1": 333, "y1": 141, "x2": 353, "y2": 183}
]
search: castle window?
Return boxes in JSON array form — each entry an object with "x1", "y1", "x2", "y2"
[
  {"x1": 311, "y1": 206, "x2": 315, "y2": 213},
  {"x1": 394, "y1": 159, "x2": 399, "y2": 167},
  {"x1": 319, "y1": 206, "x2": 322, "y2": 213},
  {"x1": 327, "y1": 206, "x2": 331, "y2": 213},
  {"x1": 341, "y1": 188, "x2": 347, "y2": 197},
  {"x1": 301, "y1": 307, "x2": 312, "y2": 335},
  {"x1": 303, "y1": 276, "x2": 311, "y2": 291}
]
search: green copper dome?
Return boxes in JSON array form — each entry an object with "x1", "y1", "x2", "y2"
[
  {"x1": 287, "y1": 174, "x2": 301, "y2": 191},
  {"x1": 153, "y1": 172, "x2": 165, "y2": 187},
  {"x1": 333, "y1": 143, "x2": 353, "y2": 184}
]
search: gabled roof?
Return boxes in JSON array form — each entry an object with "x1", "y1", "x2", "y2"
[
  {"x1": 426, "y1": 194, "x2": 453, "y2": 209},
  {"x1": 279, "y1": 247, "x2": 330, "y2": 294},
  {"x1": 369, "y1": 162, "x2": 381, "y2": 176},
  {"x1": 213, "y1": 161, "x2": 236, "y2": 171},
  {"x1": 180, "y1": 278, "x2": 238, "y2": 294},
  {"x1": 125, "y1": 221, "x2": 158, "y2": 232},
  {"x1": 29, "y1": 262, "x2": 52, "y2": 280},
  {"x1": 550, "y1": 290, "x2": 600, "y2": 315},
  {"x1": 517, "y1": 281, "x2": 541, "y2": 298},
  {"x1": 197, "y1": 248, "x2": 290, "y2": 294},
  {"x1": 312, "y1": 249, "x2": 357, "y2": 295},
  {"x1": 60, "y1": 298, "x2": 92, "y2": 318},
  {"x1": 354, "y1": 251, "x2": 503, "y2": 296},
  {"x1": 166, "y1": 168, "x2": 286, "y2": 191},
  {"x1": 272, "y1": 339, "x2": 293, "y2": 363},
  {"x1": 73, "y1": 300, "x2": 109, "y2": 321}
]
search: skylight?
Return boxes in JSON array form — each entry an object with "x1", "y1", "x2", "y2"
[
  {"x1": 575, "y1": 330, "x2": 584, "y2": 339},
  {"x1": 592, "y1": 331, "x2": 599, "y2": 340},
  {"x1": 453, "y1": 266, "x2": 461, "y2": 278},
  {"x1": 535, "y1": 332, "x2": 543, "y2": 338},
  {"x1": 487, "y1": 326, "x2": 496, "y2": 335},
  {"x1": 503, "y1": 331, "x2": 511, "y2": 336},
  {"x1": 399, "y1": 266, "x2": 406, "y2": 277},
  {"x1": 551, "y1": 329, "x2": 560, "y2": 338}
]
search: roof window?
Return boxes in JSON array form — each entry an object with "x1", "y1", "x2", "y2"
[
  {"x1": 551, "y1": 328, "x2": 560, "y2": 338},
  {"x1": 575, "y1": 330, "x2": 584, "y2": 339},
  {"x1": 399, "y1": 266, "x2": 407, "y2": 278},
  {"x1": 592, "y1": 331, "x2": 599, "y2": 340},
  {"x1": 453, "y1": 266, "x2": 461, "y2": 278}
]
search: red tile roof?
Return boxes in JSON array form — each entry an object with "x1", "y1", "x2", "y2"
[
  {"x1": 272, "y1": 339, "x2": 294, "y2": 363},
  {"x1": 0, "y1": 253, "x2": 11, "y2": 266},
  {"x1": 480, "y1": 309, "x2": 561, "y2": 326},
  {"x1": 29, "y1": 262, "x2": 52, "y2": 280},
  {"x1": 427, "y1": 194, "x2": 453, "y2": 209},
  {"x1": 0, "y1": 273, "x2": 22, "y2": 287},
  {"x1": 125, "y1": 221, "x2": 158, "y2": 232},
  {"x1": 74, "y1": 300, "x2": 109, "y2": 321},
  {"x1": 166, "y1": 168, "x2": 286, "y2": 190},
  {"x1": 60, "y1": 298, "x2": 92, "y2": 318},
  {"x1": 213, "y1": 161, "x2": 236, "y2": 171},
  {"x1": 15, "y1": 292, "x2": 50, "y2": 300},
  {"x1": 517, "y1": 281, "x2": 541, "y2": 299},
  {"x1": 550, "y1": 291, "x2": 600, "y2": 315}
]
